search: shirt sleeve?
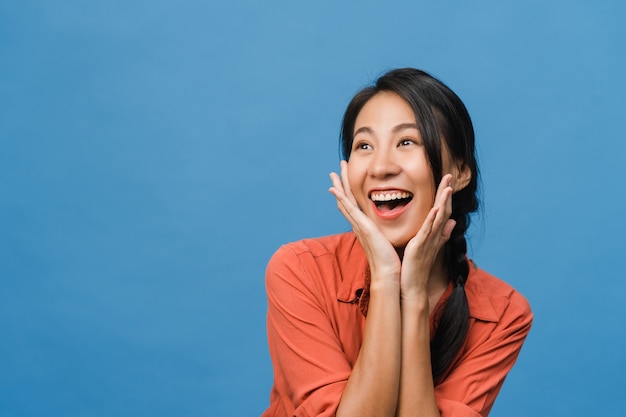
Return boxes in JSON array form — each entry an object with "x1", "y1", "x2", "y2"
[
  {"x1": 264, "y1": 245, "x2": 352, "y2": 417},
  {"x1": 434, "y1": 291, "x2": 533, "y2": 417}
]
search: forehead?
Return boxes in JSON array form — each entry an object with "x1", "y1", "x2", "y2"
[{"x1": 354, "y1": 92, "x2": 417, "y2": 132}]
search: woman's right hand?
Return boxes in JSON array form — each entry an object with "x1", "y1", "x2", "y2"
[{"x1": 329, "y1": 160, "x2": 401, "y2": 281}]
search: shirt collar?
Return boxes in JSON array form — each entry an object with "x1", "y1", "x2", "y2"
[
  {"x1": 336, "y1": 243, "x2": 499, "y2": 323},
  {"x1": 464, "y1": 260, "x2": 500, "y2": 323}
]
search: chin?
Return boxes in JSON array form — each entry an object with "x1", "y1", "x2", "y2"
[
  {"x1": 377, "y1": 222, "x2": 420, "y2": 250},
  {"x1": 385, "y1": 233, "x2": 413, "y2": 250}
]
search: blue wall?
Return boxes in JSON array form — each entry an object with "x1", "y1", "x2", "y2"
[{"x1": 1, "y1": 1, "x2": 625, "y2": 416}]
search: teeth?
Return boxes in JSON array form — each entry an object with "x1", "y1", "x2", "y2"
[{"x1": 370, "y1": 191, "x2": 412, "y2": 202}]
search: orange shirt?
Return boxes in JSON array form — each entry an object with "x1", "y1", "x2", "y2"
[{"x1": 262, "y1": 232, "x2": 532, "y2": 417}]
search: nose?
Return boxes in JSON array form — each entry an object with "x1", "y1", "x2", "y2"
[{"x1": 368, "y1": 147, "x2": 401, "y2": 179}]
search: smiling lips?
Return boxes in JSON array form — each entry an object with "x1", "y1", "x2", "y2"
[{"x1": 369, "y1": 190, "x2": 414, "y2": 219}]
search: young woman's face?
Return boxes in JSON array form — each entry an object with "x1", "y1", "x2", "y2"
[{"x1": 347, "y1": 92, "x2": 440, "y2": 248}]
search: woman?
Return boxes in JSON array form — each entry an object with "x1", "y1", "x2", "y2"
[{"x1": 262, "y1": 68, "x2": 532, "y2": 417}]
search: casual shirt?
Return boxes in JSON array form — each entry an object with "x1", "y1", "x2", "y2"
[{"x1": 262, "y1": 232, "x2": 532, "y2": 417}]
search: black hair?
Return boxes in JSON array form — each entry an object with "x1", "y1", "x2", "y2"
[{"x1": 340, "y1": 68, "x2": 479, "y2": 382}]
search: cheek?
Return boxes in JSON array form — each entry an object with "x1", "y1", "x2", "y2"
[
  {"x1": 406, "y1": 165, "x2": 436, "y2": 194},
  {"x1": 404, "y1": 156, "x2": 431, "y2": 179}
]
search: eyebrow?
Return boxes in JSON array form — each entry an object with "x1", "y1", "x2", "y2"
[
  {"x1": 354, "y1": 122, "x2": 419, "y2": 137},
  {"x1": 392, "y1": 123, "x2": 419, "y2": 134}
]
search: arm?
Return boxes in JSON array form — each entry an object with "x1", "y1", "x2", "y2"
[
  {"x1": 396, "y1": 296, "x2": 439, "y2": 417},
  {"x1": 330, "y1": 165, "x2": 403, "y2": 417},
  {"x1": 336, "y1": 278, "x2": 402, "y2": 417},
  {"x1": 396, "y1": 176, "x2": 455, "y2": 417},
  {"x1": 331, "y1": 168, "x2": 456, "y2": 417}
]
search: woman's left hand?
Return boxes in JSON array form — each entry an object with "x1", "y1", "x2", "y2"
[{"x1": 400, "y1": 174, "x2": 456, "y2": 298}]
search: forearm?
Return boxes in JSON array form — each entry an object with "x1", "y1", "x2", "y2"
[
  {"x1": 396, "y1": 296, "x2": 440, "y2": 417},
  {"x1": 336, "y1": 280, "x2": 402, "y2": 417}
]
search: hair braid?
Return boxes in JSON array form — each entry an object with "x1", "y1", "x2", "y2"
[{"x1": 430, "y1": 193, "x2": 475, "y2": 382}]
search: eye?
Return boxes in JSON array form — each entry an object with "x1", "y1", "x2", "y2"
[
  {"x1": 353, "y1": 141, "x2": 372, "y2": 151},
  {"x1": 399, "y1": 138, "x2": 416, "y2": 146}
]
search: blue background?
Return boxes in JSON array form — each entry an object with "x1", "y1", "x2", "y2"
[{"x1": 1, "y1": 1, "x2": 625, "y2": 416}]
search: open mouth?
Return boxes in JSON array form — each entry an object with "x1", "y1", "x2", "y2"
[{"x1": 369, "y1": 191, "x2": 413, "y2": 213}]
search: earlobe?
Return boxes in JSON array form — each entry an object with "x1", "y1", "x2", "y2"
[{"x1": 452, "y1": 161, "x2": 472, "y2": 192}]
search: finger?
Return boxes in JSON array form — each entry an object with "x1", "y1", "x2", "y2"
[
  {"x1": 339, "y1": 160, "x2": 359, "y2": 206},
  {"x1": 416, "y1": 206, "x2": 439, "y2": 240},
  {"x1": 414, "y1": 175, "x2": 453, "y2": 240},
  {"x1": 411, "y1": 190, "x2": 451, "y2": 250},
  {"x1": 403, "y1": 207, "x2": 438, "y2": 260},
  {"x1": 436, "y1": 174, "x2": 454, "y2": 217},
  {"x1": 329, "y1": 172, "x2": 351, "y2": 216},
  {"x1": 329, "y1": 172, "x2": 345, "y2": 197},
  {"x1": 431, "y1": 176, "x2": 454, "y2": 231},
  {"x1": 329, "y1": 172, "x2": 371, "y2": 234},
  {"x1": 330, "y1": 167, "x2": 375, "y2": 235},
  {"x1": 441, "y1": 219, "x2": 456, "y2": 242},
  {"x1": 433, "y1": 174, "x2": 453, "y2": 209},
  {"x1": 330, "y1": 172, "x2": 359, "y2": 213},
  {"x1": 433, "y1": 186, "x2": 453, "y2": 227}
]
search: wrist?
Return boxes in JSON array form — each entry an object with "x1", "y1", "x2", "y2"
[
  {"x1": 369, "y1": 279, "x2": 401, "y2": 296},
  {"x1": 369, "y1": 267, "x2": 401, "y2": 284},
  {"x1": 400, "y1": 279, "x2": 428, "y2": 298},
  {"x1": 400, "y1": 288, "x2": 429, "y2": 311}
]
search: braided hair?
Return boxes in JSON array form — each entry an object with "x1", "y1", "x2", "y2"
[{"x1": 340, "y1": 68, "x2": 479, "y2": 382}]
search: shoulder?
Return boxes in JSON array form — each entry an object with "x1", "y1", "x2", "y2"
[
  {"x1": 465, "y1": 262, "x2": 533, "y2": 327},
  {"x1": 267, "y1": 232, "x2": 362, "y2": 271},
  {"x1": 266, "y1": 232, "x2": 367, "y2": 296},
  {"x1": 270, "y1": 232, "x2": 360, "y2": 259}
]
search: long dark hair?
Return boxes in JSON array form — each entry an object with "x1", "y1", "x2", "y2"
[{"x1": 340, "y1": 68, "x2": 479, "y2": 382}]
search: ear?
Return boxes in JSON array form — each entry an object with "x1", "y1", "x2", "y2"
[{"x1": 451, "y1": 160, "x2": 472, "y2": 192}]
